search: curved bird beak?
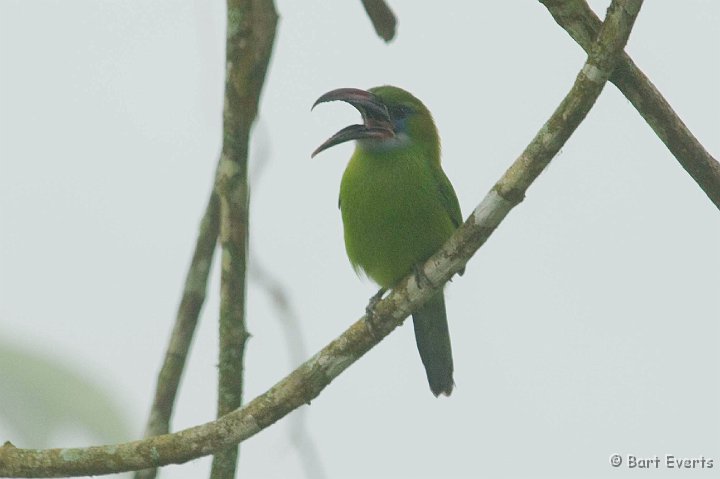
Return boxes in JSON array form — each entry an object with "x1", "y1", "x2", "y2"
[{"x1": 311, "y1": 88, "x2": 394, "y2": 157}]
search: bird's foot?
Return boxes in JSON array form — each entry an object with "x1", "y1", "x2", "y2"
[
  {"x1": 413, "y1": 264, "x2": 436, "y2": 290},
  {"x1": 366, "y1": 287, "x2": 387, "y2": 315},
  {"x1": 364, "y1": 288, "x2": 387, "y2": 338}
]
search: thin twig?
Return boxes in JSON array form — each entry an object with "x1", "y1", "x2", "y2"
[
  {"x1": 0, "y1": 1, "x2": 642, "y2": 476},
  {"x1": 540, "y1": 0, "x2": 720, "y2": 209},
  {"x1": 360, "y1": 0, "x2": 397, "y2": 42},
  {"x1": 210, "y1": 0, "x2": 278, "y2": 478},
  {"x1": 134, "y1": 190, "x2": 220, "y2": 479}
]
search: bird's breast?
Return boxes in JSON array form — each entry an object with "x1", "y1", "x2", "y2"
[{"x1": 339, "y1": 150, "x2": 456, "y2": 288}]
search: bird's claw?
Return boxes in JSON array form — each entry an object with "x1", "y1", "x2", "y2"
[
  {"x1": 365, "y1": 288, "x2": 387, "y2": 315},
  {"x1": 364, "y1": 288, "x2": 387, "y2": 338}
]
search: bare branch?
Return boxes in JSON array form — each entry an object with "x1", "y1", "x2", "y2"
[
  {"x1": 0, "y1": 1, "x2": 642, "y2": 476},
  {"x1": 360, "y1": 0, "x2": 397, "y2": 42},
  {"x1": 211, "y1": 0, "x2": 278, "y2": 477},
  {"x1": 540, "y1": 0, "x2": 720, "y2": 209}
]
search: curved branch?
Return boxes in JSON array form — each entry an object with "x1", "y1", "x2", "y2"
[
  {"x1": 540, "y1": 0, "x2": 720, "y2": 209},
  {"x1": 0, "y1": 0, "x2": 642, "y2": 476}
]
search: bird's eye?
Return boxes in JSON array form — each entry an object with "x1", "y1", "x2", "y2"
[{"x1": 392, "y1": 105, "x2": 412, "y2": 119}]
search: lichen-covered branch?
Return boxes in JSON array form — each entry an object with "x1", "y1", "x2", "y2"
[
  {"x1": 134, "y1": 190, "x2": 220, "y2": 479},
  {"x1": 360, "y1": 0, "x2": 397, "y2": 42},
  {"x1": 0, "y1": 1, "x2": 641, "y2": 476},
  {"x1": 540, "y1": 0, "x2": 720, "y2": 210},
  {"x1": 211, "y1": 0, "x2": 278, "y2": 478}
]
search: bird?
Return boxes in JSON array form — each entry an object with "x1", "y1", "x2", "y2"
[{"x1": 312, "y1": 85, "x2": 462, "y2": 396}]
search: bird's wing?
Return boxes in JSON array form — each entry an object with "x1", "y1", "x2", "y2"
[
  {"x1": 434, "y1": 167, "x2": 465, "y2": 276},
  {"x1": 434, "y1": 168, "x2": 462, "y2": 229}
]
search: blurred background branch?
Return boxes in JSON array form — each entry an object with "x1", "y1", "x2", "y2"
[
  {"x1": 250, "y1": 259, "x2": 328, "y2": 479},
  {"x1": 249, "y1": 125, "x2": 327, "y2": 479},
  {"x1": 361, "y1": 0, "x2": 397, "y2": 42}
]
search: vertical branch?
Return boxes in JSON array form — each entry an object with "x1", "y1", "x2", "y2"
[
  {"x1": 135, "y1": 191, "x2": 220, "y2": 479},
  {"x1": 211, "y1": 1, "x2": 278, "y2": 478}
]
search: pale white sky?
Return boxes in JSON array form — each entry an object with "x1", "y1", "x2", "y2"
[{"x1": 1, "y1": 1, "x2": 719, "y2": 478}]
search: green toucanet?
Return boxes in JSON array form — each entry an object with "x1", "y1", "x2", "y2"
[{"x1": 312, "y1": 85, "x2": 462, "y2": 396}]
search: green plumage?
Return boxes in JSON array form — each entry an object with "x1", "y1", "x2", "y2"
[
  {"x1": 340, "y1": 145, "x2": 460, "y2": 286},
  {"x1": 315, "y1": 85, "x2": 461, "y2": 396}
]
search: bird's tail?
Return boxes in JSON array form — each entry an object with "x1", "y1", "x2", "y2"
[{"x1": 412, "y1": 292, "x2": 454, "y2": 396}]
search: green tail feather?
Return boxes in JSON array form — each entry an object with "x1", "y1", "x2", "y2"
[{"x1": 412, "y1": 292, "x2": 454, "y2": 396}]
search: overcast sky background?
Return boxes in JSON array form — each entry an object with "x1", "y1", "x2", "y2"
[{"x1": 1, "y1": 1, "x2": 719, "y2": 478}]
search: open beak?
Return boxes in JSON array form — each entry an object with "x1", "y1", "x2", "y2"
[{"x1": 311, "y1": 88, "x2": 394, "y2": 157}]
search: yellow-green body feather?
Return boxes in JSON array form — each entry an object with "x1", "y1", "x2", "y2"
[{"x1": 340, "y1": 145, "x2": 460, "y2": 287}]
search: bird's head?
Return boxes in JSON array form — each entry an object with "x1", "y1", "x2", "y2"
[{"x1": 312, "y1": 85, "x2": 440, "y2": 160}]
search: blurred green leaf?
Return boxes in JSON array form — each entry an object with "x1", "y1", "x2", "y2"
[{"x1": 0, "y1": 338, "x2": 130, "y2": 447}]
